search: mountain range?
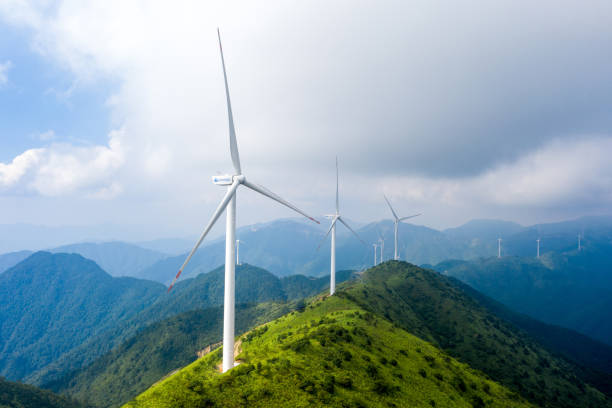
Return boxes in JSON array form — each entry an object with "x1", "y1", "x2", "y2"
[{"x1": 124, "y1": 262, "x2": 612, "y2": 408}]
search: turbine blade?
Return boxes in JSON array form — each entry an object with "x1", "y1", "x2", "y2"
[
  {"x1": 338, "y1": 216, "x2": 366, "y2": 246},
  {"x1": 217, "y1": 28, "x2": 241, "y2": 174},
  {"x1": 383, "y1": 194, "x2": 399, "y2": 220},
  {"x1": 243, "y1": 179, "x2": 319, "y2": 224},
  {"x1": 316, "y1": 216, "x2": 338, "y2": 251},
  {"x1": 168, "y1": 179, "x2": 241, "y2": 292},
  {"x1": 399, "y1": 213, "x2": 421, "y2": 222},
  {"x1": 335, "y1": 156, "x2": 339, "y2": 214}
]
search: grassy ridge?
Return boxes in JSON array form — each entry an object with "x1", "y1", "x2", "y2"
[
  {"x1": 343, "y1": 261, "x2": 610, "y2": 408},
  {"x1": 125, "y1": 295, "x2": 534, "y2": 408}
]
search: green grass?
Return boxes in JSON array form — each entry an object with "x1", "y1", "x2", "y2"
[
  {"x1": 343, "y1": 261, "x2": 610, "y2": 408},
  {"x1": 125, "y1": 295, "x2": 533, "y2": 408}
]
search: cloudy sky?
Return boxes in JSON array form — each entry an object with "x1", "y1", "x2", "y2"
[{"x1": 1, "y1": 0, "x2": 611, "y2": 241}]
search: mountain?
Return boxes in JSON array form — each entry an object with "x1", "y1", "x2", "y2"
[
  {"x1": 0, "y1": 377, "x2": 83, "y2": 408},
  {"x1": 137, "y1": 220, "x2": 329, "y2": 282},
  {"x1": 47, "y1": 302, "x2": 293, "y2": 408},
  {"x1": 46, "y1": 269, "x2": 357, "y2": 407},
  {"x1": 448, "y1": 276, "x2": 612, "y2": 395},
  {"x1": 433, "y1": 247, "x2": 612, "y2": 345},
  {"x1": 30, "y1": 264, "x2": 356, "y2": 388},
  {"x1": 124, "y1": 295, "x2": 536, "y2": 408},
  {"x1": 49, "y1": 242, "x2": 167, "y2": 278},
  {"x1": 341, "y1": 261, "x2": 610, "y2": 407},
  {"x1": 116, "y1": 261, "x2": 609, "y2": 407},
  {"x1": 0, "y1": 252, "x2": 165, "y2": 383},
  {"x1": 0, "y1": 250, "x2": 33, "y2": 273}
]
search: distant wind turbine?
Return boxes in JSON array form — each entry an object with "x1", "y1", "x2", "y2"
[
  {"x1": 378, "y1": 232, "x2": 385, "y2": 263},
  {"x1": 578, "y1": 233, "x2": 581, "y2": 251},
  {"x1": 497, "y1": 238, "x2": 502, "y2": 258},
  {"x1": 536, "y1": 238, "x2": 540, "y2": 259},
  {"x1": 236, "y1": 240, "x2": 245, "y2": 265},
  {"x1": 318, "y1": 157, "x2": 365, "y2": 295},
  {"x1": 383, "y1": 195, "x2": 421, "y2": 260},
  {"x1": 373, "y1": 243, "x2": 378, "y2": 266},
  {"x1": 168, "y1": 30, "x2": 319, "y2": 373}
]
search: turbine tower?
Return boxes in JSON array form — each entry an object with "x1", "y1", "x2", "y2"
[
  {"x1": 236, "y1": 239, "x2": 245, "y2": 265},
  {"x1": 497, "y1": 238, "x2": 502, "y2": 258},
  {"x1": 578, "y1": 233, "x2": 581, "y2": 251},
  {"x1": 168, "y1": 30, "x2": 319, "y2": 373},
  {"x1": 383, "y1": 195, "x2": 421, "y2": 260},
  {"x1": 536, "y1": 238, "x2": 540, "y2": 259},
  {"x1": 318, "y1": 157, "x2": 365, "y2": 295},
  {"x1": 378, "y1": 232, "x2": 385, "y2": 263},
  {"x1": 373, "y1": 243, "x2": 378, "y2": 266}
]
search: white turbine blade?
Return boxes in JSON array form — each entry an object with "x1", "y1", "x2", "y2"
[
  {"x1": 168, "y1": 179, "x2": 241, "y2": 292},
  {"x1": 338, "y1": 216, "x2": 366, "y2": 246},
  {"x1": 217, "y1": 29, "x2": 241, "y2": 174},
  {"x1": 335, "y1": 156, "x2": 339, "y2": 214},
  {"x1": 399, "y1": 213, "x2": 421, "y2": 222},
  {"x1": 316, "y1": 216, "x2": 338, "y2": 251},
  {"x1": 242, "y1": 179, "x2": 319, "y2": 224},
  {"x1": 383, "y1": 194, "x2": 399, "y2": 220}
]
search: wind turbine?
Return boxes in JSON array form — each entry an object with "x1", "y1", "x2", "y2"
[
  {"x1": 378, "y1": 232, "x2": 385, "y2": 263},
  {"x1": 383, "y1": 195, "x2": 421, "y2": 260},
  {"x1": 373, "y1": 243, "x2": 378, "y2": 266},
  {"x1": 236, "y1": 240, "x2": 245, "y2": 265},
  {"x1": 578, "y1": 233, "x2": 581, "y2": 251},
  {"x1": 318, "y1": 157, "x2": 365, "y2": 295},
  {"x1": 536, "y1": 238, "x2": 540, "y2": 259},
  {"x1": 497, "y1": 238, "x2": 502, "y2": 258},
  {"x1": 168, "y1": 30, "x2": 319, "y2": 373}
]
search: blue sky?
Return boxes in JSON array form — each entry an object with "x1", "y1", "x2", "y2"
[
  {"x1": 1, "y1": 1, "x2": 612, "y2": 243},
  {"x1": 0, "y1": 22, "x2": 113, "y2": 162}
]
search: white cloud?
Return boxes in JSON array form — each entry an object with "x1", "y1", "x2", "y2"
[
  {"x1": 0, "y1": 60, "x2": 12, "y2": 86},
  {"x1": 0, "y1": 129, "x2": 125, "y2": 197},
  {"x1": 1, "y1": 1, "x2": 612, "y2": 231},
  {"x1": 380, "y1": 136, "x2": 612, "y2": 221}
]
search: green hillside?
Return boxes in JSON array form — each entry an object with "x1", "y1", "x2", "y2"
[
  {"x1": 48, "y1": 302, "x2": 292, "y2": 408},
  {"x1": 29, "y1": 264, "x2": 354, "y2": 386},
  {"x1": 0, "y1": 252, "x2": 165, "y2": 383},
  {"x1": 47, "y1": 268, "x2": 356, "y2": 407},
  {"x1": 343, "y1": 261, "x2": 610, "y2": 408},
  {"x1": 0, "y1": 377, "x2": 83, "y2": 408},
  {"x1": 125, "y1": 295, "x2": 534, "y2": 408},
  {"x1": 433, "y1": 249, "x2": 612, "y2": 345}
]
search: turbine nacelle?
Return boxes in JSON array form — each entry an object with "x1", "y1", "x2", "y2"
[
  {"x1": 212, "y1": 174, "x2": 245, "y2": 186},
  {"x1": 212, "y1": 175, "x2": 233, "y2": 185}
]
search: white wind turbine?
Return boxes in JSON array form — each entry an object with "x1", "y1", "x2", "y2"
[
  {"x1": 318, "y1": 157, "x2": 365, "y2": 295},
  {"x1": 236, "y1": 240, "x2": 245, "y2": 265},
  {"x1": 373, "y1": 243, "x2": 378, "y2": 266},
  {"x1": 168, "y1": 30, "x2": 319, "y2": 373},
  {"x1": 378, "y1": 232, "x2": 385, "y2": 263},
  {"x1": 536, "y1": 238, "x2": 540, "y2": 259},
  {"x1": 383, "y1": 195, "x2": 421, "y2": 261},
  {"x1": 497, "y1": 238, "x2": 502, "y2": 258}
]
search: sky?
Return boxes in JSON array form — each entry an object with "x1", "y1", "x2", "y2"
[{"x1": 1, "y1": 0, "x2": 612, "y2": 242}]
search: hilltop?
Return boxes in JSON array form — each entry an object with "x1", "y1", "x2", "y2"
[
  {"x1": 125, "y1": 262, "x2": 610, "y2": 408},
  {"x1": 125, "y1": 295, "x2": 534, "y2": 408}
]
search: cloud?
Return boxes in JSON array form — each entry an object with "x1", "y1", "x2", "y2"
[
  {"x1": 378, "y1": 136, "x2": 612, "y2": 225},
  {"x1": 0, "y1": 129, "x2": 125, "y2": 197},
  {"x1": 1, "y1": 1, "x2": 612, "y2": 231},
  {"x1": 0, "y1": 60, "x2": 12, "y2": 87}
]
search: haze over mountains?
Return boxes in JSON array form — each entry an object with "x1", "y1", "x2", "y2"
[{"x1": 2, "y1": 215, "x2": 608, "y2": 280}]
